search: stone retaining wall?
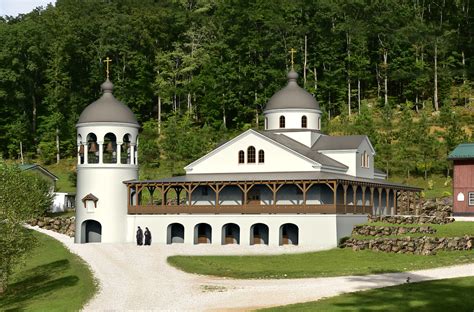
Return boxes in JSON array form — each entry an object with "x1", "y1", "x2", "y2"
[
  {"x1": 368, "y1": 215, "x2": 454, "y2": 225},
  {"x1": 28, "y1": 216, "x2": 75, "y2": 237},
  {"x1": 343, "y1": 236, "x2": 473, "y2": 255},
  {"x1": 352, "y1": 225, "x2": 436, "y2": 236}
]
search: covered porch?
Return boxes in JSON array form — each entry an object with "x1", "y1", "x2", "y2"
[{"x1": 125, "y1": 174, "x2": 422, "y2": 216}]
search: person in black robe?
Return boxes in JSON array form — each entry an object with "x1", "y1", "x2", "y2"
[
  {"x1": 136, "y1": 226, "x2": 143, "y2": 246},
  {"x1": 144, "y1": 227, "x2": 152, "y2": 246}
]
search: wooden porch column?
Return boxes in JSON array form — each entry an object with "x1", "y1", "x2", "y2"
[
  {"x1": 370, "y1": 187, "x2": 375, "y2": 215},
  {"x1": 184, "y1": 183, "x2": 199, "y2": 206},
  {"x1": 352, "y1": 185, "x2": 357, "y2": 213},
  {"x1": 265, "y1": 183, "x2": 284, "y2": 207},
  {"x1": 361, "y1": 186, "x2": 367, "y2": 212},
  {"x1": 209, "y1": 184, "x2": 226, "y2": 210},
  {"x1": 135, "y1": 185, "x2": 141, "y2": 207},
  {"x1": 378, "y1": 187, "x2": 383, "y2": 216},
  {"x1": 385, "y1": 188, "x2": 390, "y2": 216},
  {"x1": 343, "y1": 184, "x2": 349, "y2": 213},
  {"x1": 407, "y1": 191, "x2": 411, "y2": 215},
  {"x1": 237, "y1": 183, "x2": 254, "y2": 206},
  {"x1": 296, "y1": 182, "x2": 315, "y2": 206},
  {"x1": 393, "y1": 189, "x2": 398, "y2": 215}
]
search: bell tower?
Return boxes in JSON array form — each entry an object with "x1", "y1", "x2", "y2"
[{"x1": 75, "y1": 59, "x2": 139, "y2": 243}]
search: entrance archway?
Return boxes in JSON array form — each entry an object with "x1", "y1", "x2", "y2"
[
  {"x1": 194, "y1": 223, "x2": 212, "y2": 244},
  {"x1": 250, "y1": 223, "x2": 269, "y2": 245},
  {"x1": 222, "y1": 223, "x2": 240, "y2": 244},
  {"x1": 279, "y1": 223, "x2": 298, "y2": 245},
  {"x1": 82, "y1": 220, "x2": 101, "y2": 243},
  {"x1": 167, "y1": 223, "x2": 185, "y2": 244}
]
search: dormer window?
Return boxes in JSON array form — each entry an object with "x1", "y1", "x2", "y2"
[
  {"x1": 247, "y1": 146, "x2": 256, "y2": 163},
  {"x1": 301, "y1": 116, "x2": 307, "y2": 128},
  {"x1": 279, "y1": 116, "x2": 285, "y2": 128},
  {"x1": 238, "y1": 150, "x2": 245, "y2": 164}
]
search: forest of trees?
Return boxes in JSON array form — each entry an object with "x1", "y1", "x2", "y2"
[{"x1": 0, "y1": 0, "x2": 472, "y2": 178}]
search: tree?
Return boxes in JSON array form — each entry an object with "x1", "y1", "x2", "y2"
[{"x1": 0, "y1": 161, "x2": 52, "y2": 293}]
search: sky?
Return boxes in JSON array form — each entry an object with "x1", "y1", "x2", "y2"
[{"x1": 0, "y1": 0, "x2": 55, "y2": 17}]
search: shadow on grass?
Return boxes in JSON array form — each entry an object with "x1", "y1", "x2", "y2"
[
  {"x1": 330, "y1": 274, "x2": 474, "y2": 312},
  {"x1": 0, "y1": 259, "x2": 79, "y2": 311}
]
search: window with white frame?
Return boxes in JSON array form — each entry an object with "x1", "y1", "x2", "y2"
[{"x1": 469, "y1": 192, "x2": 474, "y2": 206}]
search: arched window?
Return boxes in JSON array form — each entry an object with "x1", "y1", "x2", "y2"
[
  {"x1": 318, "y1": 117, "x2": 321, "y2": 130},
  {"x1": 301, "y1": 115, "x2": 307, "y2": 128},
  {"x1": 238, "y1": 150, "x2": 245, "y2": 164},
  {"x1": 103, "y1": 133, "x2": 117, "y2": 164},
  {"x1": 87, "y1": 133, "x2": 99, "y2": 164},
  {"x1": 264, "y1": 117, "x2": 268, "y2": 130},
  {"x1": 279, "y1": 115, "x2": 285, "y2": 128},
  {"x1": 247, "y1": 146, "x2": 256, "y2": 163},
  {"x1": 258, "y1": 150, "x2": 265, "y2": 163},
  {"x1": 361, "y1": 151, "x2": 369, "y2": 168},
  {"x1": 121, "y1": 134, "x2": 131, "y2": 164}
]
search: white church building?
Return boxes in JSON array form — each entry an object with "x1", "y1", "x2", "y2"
[{"x1": 75, "y1": 70, "x2": 421, "y2": 247}]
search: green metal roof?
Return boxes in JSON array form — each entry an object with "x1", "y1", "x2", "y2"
[
  {"x1": 448, "y1": 143, "x2": 474, "y2": 160},
  {"x1": 18, "y1": 164, "x2": 59, "y2": 181}
]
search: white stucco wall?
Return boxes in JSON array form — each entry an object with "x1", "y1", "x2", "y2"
[
  {"x1": 75, "y1": 166, "x2": 138, "y2": 243},
  {"x1": 264, "y1": 108, "x2": 321, "y2": 131},
  {"x1": 75, "y1": 122, "x2": 139, "y2": 244},
  {"x1": 126, "y1": 214, "x2": 368, "y2": 248},
  {"x1": 185, "y1": 130, "x2": 318, "y2": 174},
  {"x1": 274, "y1": 131, "x2": 322, "y2": 147},
  {"x1": 320, "y1": 150, "x2": 357, "y2": 176},
  {"x1": 355, "y1": 139, "x2": 375, "y2": 179}
]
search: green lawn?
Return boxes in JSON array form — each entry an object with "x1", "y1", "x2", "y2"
[
  {"x1": 354, "y1": 221, "x2": 474, "y2": 239},
  {"x1": 168, "y1": 248, "x2": 474, "y2": 279},
  {"x1": 262, "y1": 276, "x2": 474, "y2": 311},
  {"x1": 0, "y1": 230, "x2": 97, "y2": 311}
]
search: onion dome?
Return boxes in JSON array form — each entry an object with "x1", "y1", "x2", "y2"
[
  {"x1": 77, "y1": 79, "x2": 138, "y2": 125},
  {"x1": 264, "y1": 70, "x2": 319, "y2": 111}
]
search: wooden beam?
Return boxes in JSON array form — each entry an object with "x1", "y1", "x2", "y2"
[{"x1": 343, "y1": 184, "x2": 348, "y2": 213}]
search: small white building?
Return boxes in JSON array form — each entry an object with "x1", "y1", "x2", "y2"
[{"x1": 75, "y1": 71, "x2": 421, "y2": 247}]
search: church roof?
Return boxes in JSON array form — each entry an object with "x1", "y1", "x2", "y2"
[
  {"x1": 264, "y1": 70, "x2": 320, "y2": 111},
  {"x1": 312, "y1": 135, "x2": 368, "y2": 150},
  {"x1": 257, "y1": 131, "x2": 347, "y2": 169},
  {"x1": 77, "y1": 79, "x2": 138, "y2": 125}
]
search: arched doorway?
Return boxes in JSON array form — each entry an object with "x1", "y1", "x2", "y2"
[
  {"x1": 82, "y1": 220, "x2": 101, "y2": 243},
  {"x1": 250, "y1": 223, "x2": 269, "y2": 245},
  {"x1": 280, "y1": 223, "x2": 298, "y2": 245},
  {"x1": 222, "y1": 223, "x2": 240, "y2": 244},
  {"x1": 194, "y1": 223, "x2": 212, "y2": 244},
  {"x1": 167, "y1": 223, "x2": 184, "y2": 244}
]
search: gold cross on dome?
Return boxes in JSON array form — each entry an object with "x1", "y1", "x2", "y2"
[
  {"x1": 289, "y1": 48, "x2": 297, "y2": 69},
  {"x1": 103, "y1": 57, "x2": 112, "y2": 79}
]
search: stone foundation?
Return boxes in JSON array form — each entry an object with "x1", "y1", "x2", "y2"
[
  {"x1": 352, "y1": 225, "x2": 436, "y2": 236},
  {"x1": 343, "y1": 236, "x2": 473, "y2": 255},
  {"x1": 28, "y1": 216, "x2": 75, "y2": 237},
  {"x1": 368, "y1": 215, "x2": 454, "y2": 225}
]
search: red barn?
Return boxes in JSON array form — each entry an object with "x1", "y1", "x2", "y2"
[{"x1": 448, "y1": 143, "x2": 474, "y2": 216}]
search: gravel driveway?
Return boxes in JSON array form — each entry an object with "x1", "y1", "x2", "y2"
[{"x1": 30, "y1": 226, "x2": 474, "y2": 311}]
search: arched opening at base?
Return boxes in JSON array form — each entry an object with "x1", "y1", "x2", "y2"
[
  {"x1": 167, "y1": 223, "x2": 184, "y2": 244},
  {"x1": 82, "y1": 220, "x2": 102, "y2": 243},
  {"x1": 222, "y1": 223, "x2": 240, "y2": 245},
  {"x1": 250, "y1": 223, "x2": 269, "y2": 245},
  {"x1": 194, "y1": 223, "x2": 212, "y2": 244},
  {"x1": 279, "y1": 223, "x2": 298, "y2": 245}
]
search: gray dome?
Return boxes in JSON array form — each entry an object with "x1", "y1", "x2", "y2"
[
  {"x1": 77, "y1": 79, "x2": 138, "y2": 125},
  {"x1": 265, "y1": 70, "x2": 319, "y2": 111}
]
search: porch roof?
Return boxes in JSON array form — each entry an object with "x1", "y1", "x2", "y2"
[{"x1": 124, "y1": 172, "x2": 422, "y2": 191}]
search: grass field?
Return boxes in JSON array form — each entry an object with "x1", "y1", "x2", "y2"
[
  {"x1": 168, "y1": 248, "x2": 474, "y2": 279},
  {"x1": 0, "y1": 230, "x2": 97, "y2": 311},
  {"x1": 263, "y1": 276, "x2": 474, "y2": 311}
]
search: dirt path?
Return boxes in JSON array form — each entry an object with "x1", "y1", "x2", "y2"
[{"x1": 30, "y1": 226, "x2": 474, "y2": 311}]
